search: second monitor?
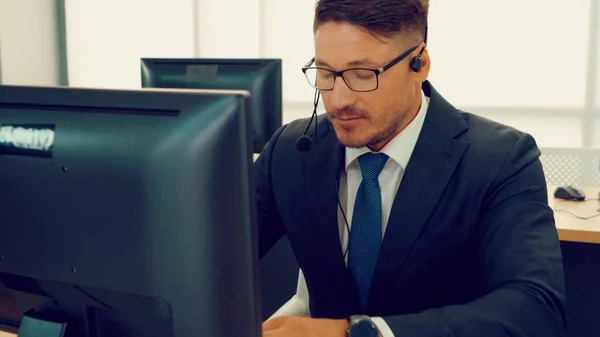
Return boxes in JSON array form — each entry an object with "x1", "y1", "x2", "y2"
[{"x1": 141, "y1": 58, "x2": 282, "y2": 153}]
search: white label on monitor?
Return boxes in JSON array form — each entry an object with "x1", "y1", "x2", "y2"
[{"x1": 0, "y1": 124, "x2": 55, "y2": 158}]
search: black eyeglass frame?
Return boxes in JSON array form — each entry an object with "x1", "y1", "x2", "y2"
[{"x1": 301, "y1": 44, "x2": 422, "y2": 92}]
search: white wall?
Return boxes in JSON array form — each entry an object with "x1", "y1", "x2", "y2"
[{"x1": 0, "y1": 0, "x2": 62, "y2": 85}]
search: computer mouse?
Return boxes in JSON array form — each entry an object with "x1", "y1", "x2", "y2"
[{"x1": 554, "y1": 185, "x2": 586, "y2": 201}]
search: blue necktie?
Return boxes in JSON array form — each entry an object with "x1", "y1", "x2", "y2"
[{"x1": 348, "y1": 152, "x2": 389, "y2": 311}]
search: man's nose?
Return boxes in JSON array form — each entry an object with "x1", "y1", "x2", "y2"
[{"x1": 328, "y1": 77, "x2": 355, "y2": 112}]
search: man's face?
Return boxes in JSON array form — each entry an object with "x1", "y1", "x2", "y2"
[{"x1": 314, "y1": 21, "x2": 428, "y2": 151}]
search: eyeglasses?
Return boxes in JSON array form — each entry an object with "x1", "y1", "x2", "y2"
[{"x1": 301, "y1": 45, "x2": 420, "y2": 92}]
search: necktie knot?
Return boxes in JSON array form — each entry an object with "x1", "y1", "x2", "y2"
[{"x1": 358, "y1": 153, "x2": 389, "y2": 180}]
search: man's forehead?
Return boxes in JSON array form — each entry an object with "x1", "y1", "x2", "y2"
[
  {"x1": 313, "y1": 23, "x2": 408, "y2": 69},
  {"x1": 314, "y1": 57, "x2": 381, "y2": 69},
  {"x1": 313, "y1": 40, "x2": 395, "y2": 69}
]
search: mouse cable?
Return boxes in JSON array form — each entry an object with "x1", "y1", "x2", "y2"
[{"x1": 553, "y1": 198, "x2": 600, "y2": 220}]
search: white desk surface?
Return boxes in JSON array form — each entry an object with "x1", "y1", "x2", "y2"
[{"x1": 549, "y1": 185, "x2": 600, "y2": 244}]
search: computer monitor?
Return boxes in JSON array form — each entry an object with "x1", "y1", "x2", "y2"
[
  {"x1": 140, "y1": 58, "x2": 282, "y2": 153},
  {"x1": 0, "y1": 85, "x2": 261, "y2": 337}
]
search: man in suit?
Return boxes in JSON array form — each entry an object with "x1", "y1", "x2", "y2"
[{"x1": 256, "y1": 0, "x2": 566, "y2": 336}]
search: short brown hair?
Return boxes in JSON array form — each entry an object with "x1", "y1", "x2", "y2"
[{"x1": 313, "y1": 0, "x2": 429, "y2": 40}]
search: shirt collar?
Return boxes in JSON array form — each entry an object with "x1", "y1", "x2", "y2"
[{"x1": 345, "y1": 89, "x2": 430, "y2": 171}]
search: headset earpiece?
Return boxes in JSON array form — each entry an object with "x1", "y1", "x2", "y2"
[
  {"x1": 410, "y1": 57, "x2": 422, "y2": 72},
  {"x1": 410, "y1": 45, "x2": 426, "y2": 72}
]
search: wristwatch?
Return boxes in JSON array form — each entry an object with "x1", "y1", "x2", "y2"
[{"x1": 346, "y1": 315, "x2": 379, "y2": 337}]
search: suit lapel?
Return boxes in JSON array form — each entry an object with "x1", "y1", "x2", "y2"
[{"x1": 367, "y1": 82, "x2": 470, "y2": 310}]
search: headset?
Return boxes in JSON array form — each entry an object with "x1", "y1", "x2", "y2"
[
  {"x1": 296, "y1": 89, "x2": 352, "y2": 257},
  {"x1": 295, "y1": 24, "x2": 429, "y2": 258}
]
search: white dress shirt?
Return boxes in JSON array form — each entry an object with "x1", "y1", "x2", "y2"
[{"x1": 269, "y1": 90, "x2": 430, "y2": 337}]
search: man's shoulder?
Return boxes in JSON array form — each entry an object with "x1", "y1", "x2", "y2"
[
  {"x1": 460, "y1": 111, "x2": 526, "y2": 143},
  {"x1": 459, "y1": 110, "x2": 537, "y2": 154},
  {"x1": 454, "y1": 110, "x2": 542, "y2": 179}
]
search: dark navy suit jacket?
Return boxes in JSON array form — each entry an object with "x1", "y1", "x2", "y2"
[{"x1": 254, "y1": 81, "x2": 566, "y2": 336}]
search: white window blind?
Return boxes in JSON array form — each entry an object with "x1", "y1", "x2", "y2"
[
  {"x1": 596, "y1": 4, "x2": 600, "y2": 110},
  {"x1": 595, "y1": 120, "x2": 600, "y2": 146},
  {"x1": 62, "y1": 0, "x2": 599, "y2": 148},
  {"x1": 64, "y1": 0, "x2": 195, "y2": 89},
  {"x1": 261, "y1": 0, "x2": 597, "y2": 147},
  {"x1": 427, "y1": 0, "x2": 590, "y2": 109},
  {"x1": 196, "y1": 0, "x2": 260, "y2": 58},
  {"x1": 262, "y1": 0, "x2": 592, "y2": 108},
  {"x1": 262, "y1": 0, "x2": 316, "y2": 103},
  {"x1": 0, "y1": 0, "x2": 62, "y2": 85}
]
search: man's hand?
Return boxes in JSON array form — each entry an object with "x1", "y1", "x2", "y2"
[{"x1": 262, "y1": 316, "x2": 348, "y2": 337}]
